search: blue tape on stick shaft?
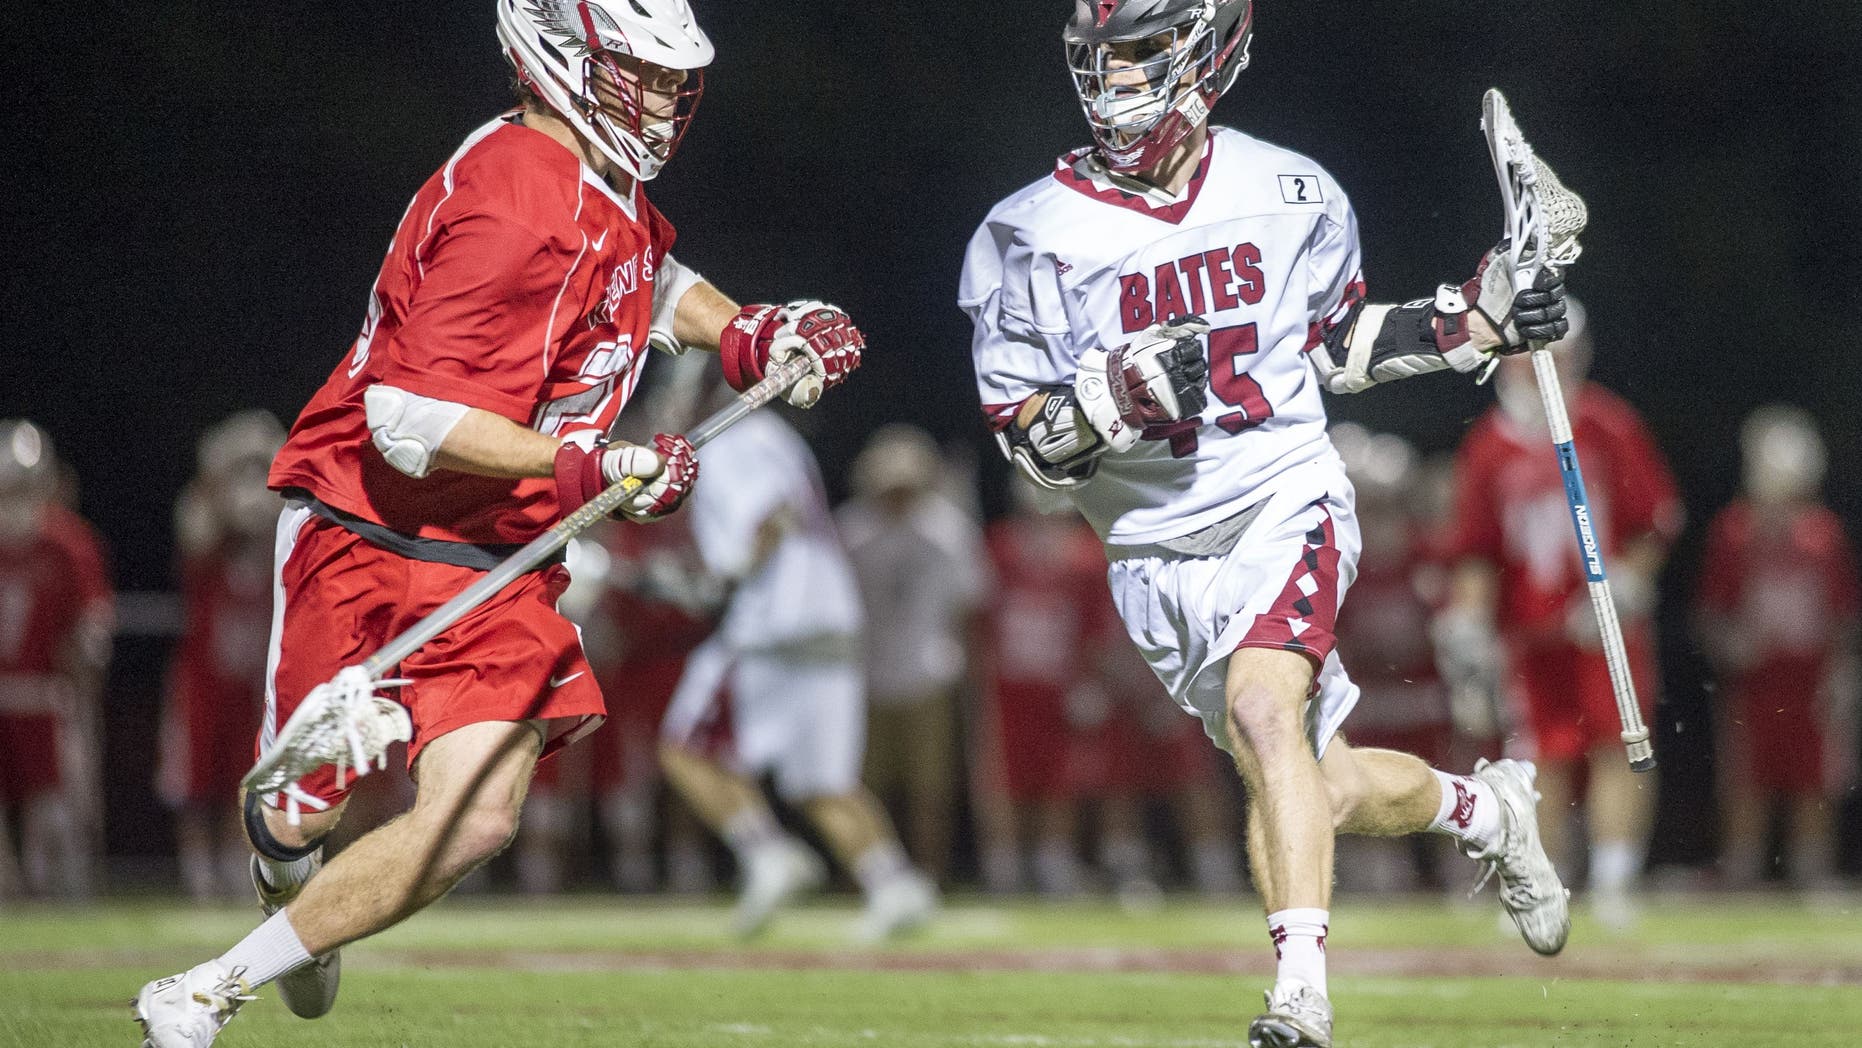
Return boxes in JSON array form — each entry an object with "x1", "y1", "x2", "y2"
[{"x1": 1555, "y1": 440, "x2": 1607, "y2": 584}]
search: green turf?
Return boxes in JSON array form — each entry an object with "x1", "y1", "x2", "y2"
[{"x1": 4, "y1": 895, "x2": 1858, "y2": 1047}]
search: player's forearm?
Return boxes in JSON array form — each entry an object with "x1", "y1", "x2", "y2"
[
  {"x1": 671, "y1": 280, "x2": 740, "y2": 352},
  {"x1": 430, "y1": 408, "x2": 567, "y2": 479}
]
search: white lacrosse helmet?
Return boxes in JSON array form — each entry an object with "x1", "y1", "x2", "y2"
[{"x1": 496, "y1": 0, "x2": 714, "y2": 181}]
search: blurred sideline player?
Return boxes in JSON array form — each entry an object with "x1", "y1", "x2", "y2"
[
  {"x1": 658, "y1": 377, "x2": 936, "y2": 941},
  {"x1": 135, "y1": 2, "x2": 864, "y2": 1044},
  {"x1": 0, "y1": 420, "x2": 113, "y2": 900},
  {"x1": 838, "y1": 425, "x2": 988, "y2": 881},
  {"x1": 1087, "y1": 621, "x2": 1245, "y2": 900},
  {"x1": 158, "y1": 411, "x2": 288, "y2": 901},
  {"x1": 1439, "y1": 301, "x2": 1682, "y2": 927},
  {"x1": 979, "y1": 480, "x2": 1240, "y2": 899},
  {"x1": 961, "y1": 3, "x2": 1575, "y2": 1042},
  {"x1": 1695, "y1": 405, "x2": 1858, "y2": 889},
  {"x1": 974, "y1": 479, "x2": 1110, "y2": 896},
  {"x1": 518, "y1": 515, "x2": 722, "y2": 894},
  {"x1": 1328, "y1": 425, "x2": 1455, "y2": 893}
]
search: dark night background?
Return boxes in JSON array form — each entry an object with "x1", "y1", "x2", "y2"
[{"x1": 4, "y1": 2, "x2": 1858, "y2": 869}]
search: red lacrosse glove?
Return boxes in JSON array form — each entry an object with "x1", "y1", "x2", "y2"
[
  {"x1": 553, "y1": 434, "x2": 699, "y2": 522},
  {"x1": 718, "y1": 300, "x2": 864, "y2": 408}
]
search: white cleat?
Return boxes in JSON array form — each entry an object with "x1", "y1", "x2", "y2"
[
  {"x1": 133, "y1": 961, "x2": 253, "y2": 1047},
  {"x1": 251, "y1": 854, "x2": 340, "y2": 1019},
  {"x1": 1467, "y1": 758, "x2": 1571, "y2": 956},
  {"x1": 733, "y1": 838, "x2": 826, "y2": 938},
  {"x1": 856, "y1": 869, "x2": 939, "y2": 944},
  {"x1": 1248, "y1": 981, "x2": 1333, "y2": 1048}
]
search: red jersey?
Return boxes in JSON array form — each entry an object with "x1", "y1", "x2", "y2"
[
  {"x1": 985, "y1": 517, "x2": 1112, "y2": 691},
  {"x1": 1335, "y1": 525, "x2": 1449, "y2": 733},
  {"x1": 1449, "y1": 385, "x2": 1682, "y2": 643},
  {"x1": 270, "y1": 114, "x2": 674, "y2": 545},
  {"x1": 0, "y1": 505, "x2": 112, "y2": 705},
  {"x1": 1696, "y1": 500, "x2": 1859, "y2": 698}
]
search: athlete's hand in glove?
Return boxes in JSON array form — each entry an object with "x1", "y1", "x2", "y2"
[
  {"x1": 554, "y1": 433, "x2": 700, "y2": 522},
  {"x1": 719, "y1": 300, "x2": 864, "y2": 408},
  {"x1": 1434, "y1": 245, "x2": 1571, "y2": 367},
  {"x1": 1074, "y1": 315, "x2": 1211, "y2": 452}
]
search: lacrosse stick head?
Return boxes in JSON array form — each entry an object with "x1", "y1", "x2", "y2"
[
  {"x1": 1482, "y1": 89, "x2": 1588, "y2": 286},
  {"x1": 241, "y1": 665, "x2": 413, "y2": 824}
]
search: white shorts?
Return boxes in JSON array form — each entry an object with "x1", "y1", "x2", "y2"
[
  {"x1": 1104, "y1": 479, "x2": 1362, "y2": 759},
  {"x1": 660, "y1": 636, "x2": 866, "y2": 801}
]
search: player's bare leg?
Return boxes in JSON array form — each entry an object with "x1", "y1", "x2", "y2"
[
  {"x1": 1223, "y1": 647, "x2": 1334, "y2": 1033},
  {"x1": 661, "y1": 743, "x2": 824, "y2": 935},
  {"x1": 1585, "y1": 746, "x2": 1655, "y2": 928},
  {"x1": 803, "y1": 789, "x2": 938, "y2": 941},
  {"x1": 278, "y1": 720, "x2": 543, "y2": 951}
]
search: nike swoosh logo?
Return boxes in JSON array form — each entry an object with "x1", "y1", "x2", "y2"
[
  {"x1": 591, "y1": 230, "x2": 609, "y2": 251},
  {"x1": 549, "y1": 672, "x2": 585, "y2": 689}
]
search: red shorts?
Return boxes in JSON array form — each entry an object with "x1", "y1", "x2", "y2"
[
  {"x1": 1728, "y1": 689, "x2": 1825, "y2": 795},
  {"x1": 993, "y1": 682, "x2": 1074, "y2": 802},
  {"x1": 159, "y1": 665, "x2": 262, "y2": 809},
  {"x1": 1508, "y1": 638, "x2": 1657, "y2": 764},
  {"x1": 0, "y1": 713, "x2": 62, "y2": 803},
  {"x1": 265, "y1": 511, "x2": 604, "y2": 806}
]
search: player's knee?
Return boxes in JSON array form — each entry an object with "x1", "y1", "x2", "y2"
[
  {"x1": 244, "y1": 792, "x2": 335, "y2": 860},
  {"x1": 1224, "y1": 685, "x2": 1303, "y2": 756},
  {"x1": 451, "y1": 803, "x2": 524, "y2": 865}
]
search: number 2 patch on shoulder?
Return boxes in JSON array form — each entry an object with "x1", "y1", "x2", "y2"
[{"x1": 1278, "y1": 174, "x2": 1323, "y2": 204}]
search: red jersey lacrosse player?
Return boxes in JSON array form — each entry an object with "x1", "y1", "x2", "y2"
[{"x1": 135, "y1": 3, "x2": 863, "y2": 1044}]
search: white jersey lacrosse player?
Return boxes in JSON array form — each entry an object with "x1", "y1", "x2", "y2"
[
  {"x1": 657, "y1": 399, "x2": 938, "y2": 941},
  {"x1": 961, "y1": 4, "x2": 1574, "y2": 1045}
]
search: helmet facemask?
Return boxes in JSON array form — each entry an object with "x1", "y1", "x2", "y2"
[
  {"x1": 515, "y1": 45, "x2": 704, "y2": 182},
  {"x1": 1065, "y1": 4, "x2": 1251, "y2": 174}
]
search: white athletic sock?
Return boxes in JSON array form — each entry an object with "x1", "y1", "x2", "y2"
[
  {"x1": 853, "y1": 841, "x2": 910, "y2": 897},
  {"x1": 1266, "y1": 908, "x2": 1329, "y2": 997},
  {"x1": 218, "y1": 909, "x2": 315, "y2": 989},
  {"x1": 1589, "y1": 841, "x2": 1642, "y2": 894},
  {"x1": 1427, "y1": 770, "x2": 1502, "y2": 855},
  {"x1": 721, "y1": 807, "x2": 781, "y2": 861},
  {"x1": 254, "y1": 852, "x2": 316, "y2": 894}
]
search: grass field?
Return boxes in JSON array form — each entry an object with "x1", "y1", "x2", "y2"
[{"x1": 5, "y1": 893, "x2": 1859, "y2": 1047}]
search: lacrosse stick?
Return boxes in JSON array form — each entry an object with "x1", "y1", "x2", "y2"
[
  {"x1": 243, "y1": 356, "x2": 814, "y2": 818},
  {"x1": 1481, "y1": 89, "x2": 1654, "y2": 772}
]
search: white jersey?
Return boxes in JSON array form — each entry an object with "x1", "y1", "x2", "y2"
[
  {"x1": 686, "y1": 411, "x2": 863, "y2": 650},
  {"x1": 960, "y1": 126, "x2": 1364, "y2": 545}
]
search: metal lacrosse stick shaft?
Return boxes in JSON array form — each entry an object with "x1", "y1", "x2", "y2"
[
  {"x1": 1483, "y1": 88, "x2": 1655, "y2": 772},
  {"x1": 359, "y1": 356, "x2": 810, "y2": 677}
]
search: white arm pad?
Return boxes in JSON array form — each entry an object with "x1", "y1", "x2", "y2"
[
  {"x1": 649, "y1": 253, "x2": 705, "y2": 353},
  {"x1": 363, "y1": 384, "x2": 471, "y2": 479}
]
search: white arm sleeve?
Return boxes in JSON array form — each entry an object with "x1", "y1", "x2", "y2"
[
  {"x1": 363, "y1": 384, "x2": 471, "y2": 479},
  {"x1": 650, "y1": 252, "x2": 705, "y2": 350}
]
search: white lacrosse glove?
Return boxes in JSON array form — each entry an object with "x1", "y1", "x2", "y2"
[
  {"x1": 1074, "y1": 315, "x2": 1211, "y2": 452},
  {"x1": 1430, "y1": 606, "x2": 1504, "y2": 738}
]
